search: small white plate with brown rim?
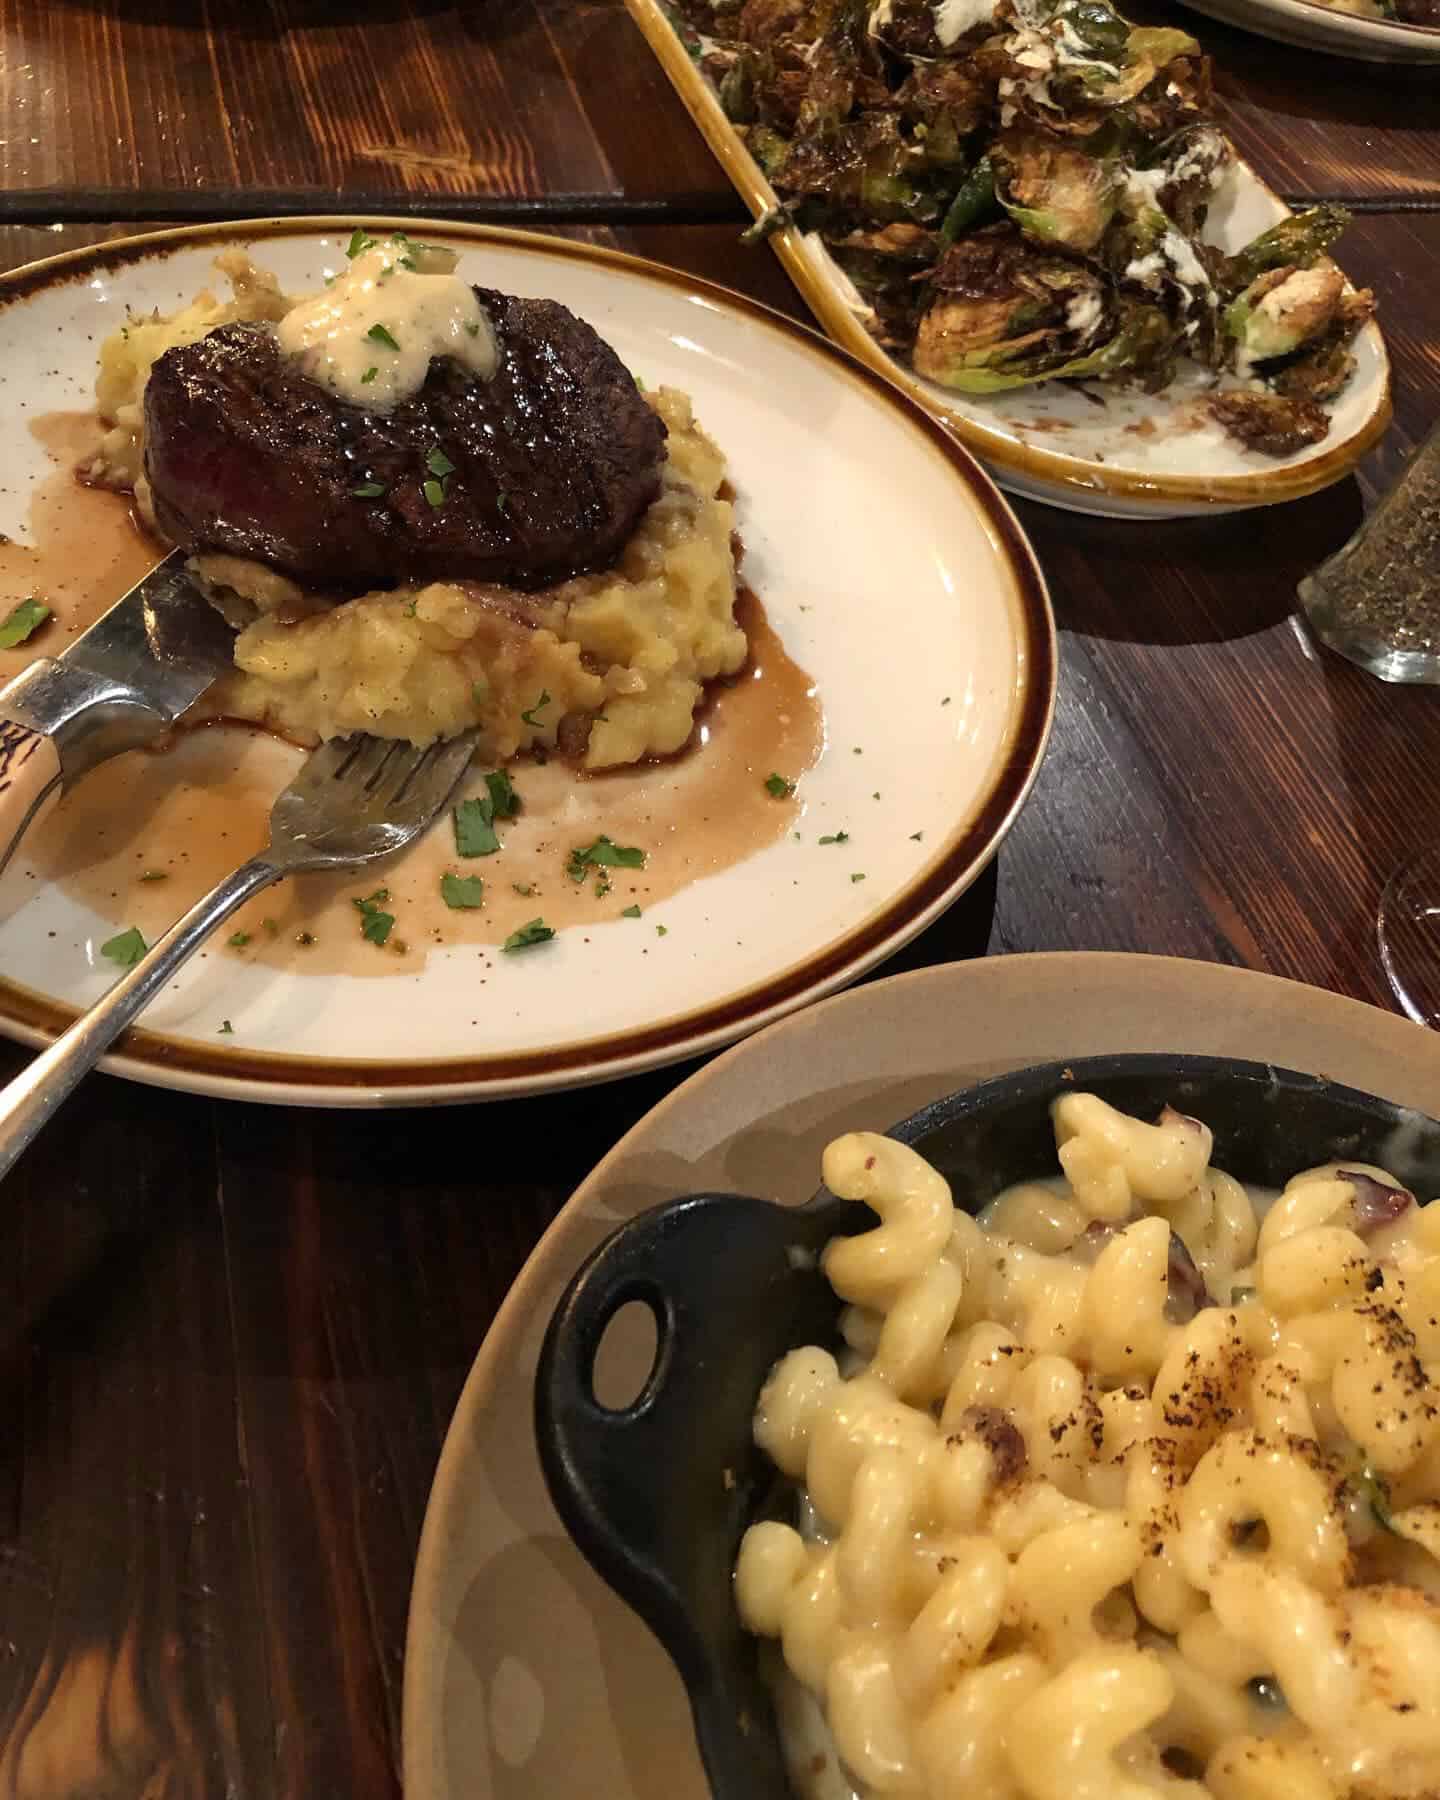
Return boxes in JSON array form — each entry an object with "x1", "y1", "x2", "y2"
[
  {"x1": 625, "y1": 0, "x2": 1394, "y2": 519},
  {"x1": 401, "y1": 950, "x2": 1440, "y2": 1798},
  {"x1": 0, "y1": 219, "x2": 1053, "y2": 1106}
]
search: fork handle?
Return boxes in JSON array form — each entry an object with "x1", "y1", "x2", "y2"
[{"x1": 0, "y1": 853, "x2": 280, "y2": 1185}]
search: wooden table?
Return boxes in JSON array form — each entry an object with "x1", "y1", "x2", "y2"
[{"x1": 0, "y1": 3, "x2": 1436, "y2": 1793}]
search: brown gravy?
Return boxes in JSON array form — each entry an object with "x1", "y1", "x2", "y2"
[{"x1": 10, "y1": 415, "x2": 823, "y2": 977}]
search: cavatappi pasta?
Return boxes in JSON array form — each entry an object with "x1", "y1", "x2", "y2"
[{"x1": 734, "y1": 1094, "x2": 1440, "y2": 1800}]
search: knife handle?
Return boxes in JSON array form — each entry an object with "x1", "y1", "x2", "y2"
[{"x1": 0, "y1": 721, "x2": 62, "y2": 883}]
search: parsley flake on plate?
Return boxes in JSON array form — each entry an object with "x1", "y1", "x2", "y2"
[
  {"x1": 565, "y1": 836, "x2": 646, "y2": 883},
  {"x1": 347, "y1": 228, "x2": 377, "y2": 259},
  {"x1": 520, "y1": 689, "x2": 551, "y2": 727},
  {"x1": 504, "y1": 918, "x2": 555, "y2": 952},
  {"x1": 485, "y1": 770, "x2": 520, "y2": 819},
  {"x1": 352, "y1": 887, "x2": 395, "y2": 947},
  {"x1": 426, "y1": 446, "x2": 456, "y2": 478},
  {"x1": 0, "y1": 598, "x2": 51, "y2": 649},
  {"x1": 818, "y1": 832, "x2": 849, "y2": 846},
  {"x1": 219, "y1": 1019, "x2": 234, "y2": 1035},
  {"x1": 621, "y1": 905, "x2": 642, "y2": 919},
  {"x1": 423, "y1": 478, "x2": 446, "y2": 509},
  {"x1": 228, "y1": 931, "x2": 251, "y2": 948},
  {"x1": 366, "y1": 322, "x2": 400, "y2": 351},
  {"x1": 361, "y1": 366, "x2": 379, "y2": 385},
  {"x1": 440, "y1": 873, "x2": 485, "y2": 910},
  {"x1": 453, "y1": 781, "x2": 513, "y2": 857},
  {"x1": 139, "y1": 869, "x2": 168, "y2": 883},
  {"x1": 100, "y1": 926, "x2": 146, "y2": 967},
  {"x1": 764, "y1": 773, "x2": 794, "y2": 799},
  {"x1": 353, "y1": 481, "x2": 385, "y2": 499},
  {"x1": 850, "y1": 872, "x2": 867, "y2": 883}
]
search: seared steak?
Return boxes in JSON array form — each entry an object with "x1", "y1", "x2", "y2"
[{"x1": 143, "y1": 289, "x2": 668, "y2": 591}]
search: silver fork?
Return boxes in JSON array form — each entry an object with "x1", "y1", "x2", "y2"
[{"x1": 0, "y1": 729, "x2": 479, "y2": 1180}]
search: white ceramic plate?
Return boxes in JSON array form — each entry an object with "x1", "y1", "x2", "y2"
[
  {"x1": 1179, "y1": 0, "x2": 1440, "y2": 61},
  {"x1": 0, "y1": 220, "x2": 1053, "y2": 1106},
  {"x1": 402, "y1": 951, "x2": 1440, "y2": 1800},
  {"x1": 625, "y1": 0, "x2": 1393, "y2": 518}
]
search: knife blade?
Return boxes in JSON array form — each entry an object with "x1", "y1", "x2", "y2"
[{"x1": 0, "y1": 548, "x2": 236, "y2": 879}]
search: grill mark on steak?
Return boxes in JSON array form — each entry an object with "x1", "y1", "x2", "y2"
[{"x1": 143, "y1": 289, "x2": 668, "y2": 593}]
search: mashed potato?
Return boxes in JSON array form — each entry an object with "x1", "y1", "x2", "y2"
[{"x1": 88, "y1": 254, "x2": 746, "y2": 769}]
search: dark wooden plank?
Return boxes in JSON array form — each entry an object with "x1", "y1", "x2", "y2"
[{"x1": 0, "y1": 0, "x2": 735, "y2": 216}]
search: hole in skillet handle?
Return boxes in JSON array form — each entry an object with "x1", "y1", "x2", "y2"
[
  {"x1": 536, "y1": 1054, "x2": 1440, "y2": 1799},
  {"x1": 534, "y1": 1185, "x2": 870, "y2": 1797}
]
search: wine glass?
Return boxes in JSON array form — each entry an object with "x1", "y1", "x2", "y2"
[{"x1": 1379, "y1": 846, "x2": 1440, "y2": 1027}]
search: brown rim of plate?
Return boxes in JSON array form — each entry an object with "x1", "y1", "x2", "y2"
[
  {"x1": 624, "y1": 0, "x2": 1395, "y2": 508},
  {"x1": 0, "y1": 215, "x2": 1056, "y2": 1096}
]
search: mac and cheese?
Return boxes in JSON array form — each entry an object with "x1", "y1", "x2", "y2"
[{"x1": 735, "y1": 1095, "x2": 1440, "y2": 1799}]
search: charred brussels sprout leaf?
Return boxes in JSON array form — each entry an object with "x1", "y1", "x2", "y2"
[
  {"x1": 1224, "y1": 205, "x2": 1351, "y2": 295},
  {"x1": 940, "y1": 156, "x2": 999, "y2": 244}
]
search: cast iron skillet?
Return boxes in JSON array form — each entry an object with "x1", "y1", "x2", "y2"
[{"x1": 534, "y1": 1054, "x2": 1440, "y2": 1798}]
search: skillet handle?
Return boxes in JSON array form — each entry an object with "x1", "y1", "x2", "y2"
[{"x1": 536, "y1": 1190, "x2": 821, "y2": 1799}]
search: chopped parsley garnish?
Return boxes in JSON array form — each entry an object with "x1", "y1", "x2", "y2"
[
  {"x1": 453, "y1": 796, "x2": 501, "y2": 858},
  {"x1": 423, "y1": 478, "x2": 446, "y2": 509},
  {"x1": 504, "y1": 918, "x2": 555, "y2": 952},
  {"x1": 440, "y1": 873, "x2": 485, "y2": 910},
  {"x1": 942, "y1": 696, "x2": 952, "y2": 706},
  {"x1": 426, "y1": 446, "x2": 456, "y2": 478},
  {"x1": 496, "y1": 491, "x2": 510, "y2": 514},
  {"x1": 565, "y1": 836, "x2": 646, "y2": 883},
  {"x1": 262, "y1": 917, "x2": 279, "y2": 936},
  {"x1": 361, "y1": 366, "x2": 379, "y2": 384},
  {"x1": 353, "y1": 482, "x2": 385, "y2": 498},
  {"x1": 100, "y1": 926, "x2": 146, "y2": 967},
  {"x1": 485, "y1": 769, "x2": 520, "y2": 819},
  {"x1": 764, "y1": 773, "x2": 794, "y2": 799},
  {"x1": 464, "y1": 320, "x2": 481, "y2": 338},
  {"x1": 366, "y1": 322, "x2": 400, "y2": 351},
  {"x1": 818, "y1": 831, "x2": 849, "y2": 845},
  {"x1": 520, "y1": 690, "x2": 550, "y2": 727},
  {"x1": 139, "y1": 869, "x2": 168, "y2": 882},
  {"x1": 910, "y1": 831, "x2": 924, "y2": 842},
  {"x1": 347, "y1": 228, "x2": 377, "y2": 259},
  {"x1": 352, "y1": 887, "x2": 395, "y2": 947},
  {"x1": 621, "y1": 904, "x2": 642, "y2": 919},
  {"x1": 512, "y1": 882, "x2": 534, "y2": 897},
  {"x1": 850, "y1": 872, "x2": 867, "y2": 883},
  {"x1": 228, "y1": 931, "x2": 251, "y2": 948},
  {"x1": 403, "y1": 600, "x2": 417, "y2": 618},
  {"x1": 0, "y1": 597, "x2": 51, "y2": 649},
  {"x1": 219, "y1": 1019, "x2": 234, "y2": 1035},
  {"x1": 655, "y1": 924, "x2": 668, "y2": 937}
]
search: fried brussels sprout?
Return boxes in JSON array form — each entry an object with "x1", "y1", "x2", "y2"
[
  {"x1": 912, "y1": 222, "x2": 1175, "y2": 391},
  {"x1": 995, "y1": 129, "x2": 1120, "y2": 252},
  {"x1": 1224, "y1": 262, "x2": 1348, "y2": 369},
  {"x1": 697, "y1": 0, "x2": 1371, "y2": 445}
]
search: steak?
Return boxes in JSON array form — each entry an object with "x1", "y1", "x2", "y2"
[{"x1": 143, "y1": 289, "x2": 668, "y2": 592}]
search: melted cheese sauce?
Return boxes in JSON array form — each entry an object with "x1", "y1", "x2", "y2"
[{"x1": 276, "y1": 237, "x2": 497, "y2": 410}]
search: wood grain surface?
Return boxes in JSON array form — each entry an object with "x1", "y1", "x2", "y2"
[
  {"x1": 0, "y1": 0, "x2": 1436, "y2": 1780},
  {"x1": 1, "y1": 0, "x2": 1436, "y2": 219}
]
